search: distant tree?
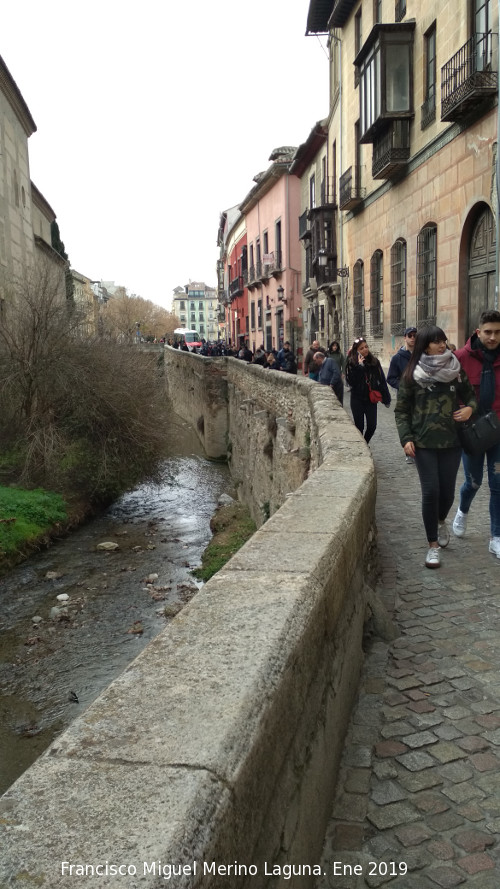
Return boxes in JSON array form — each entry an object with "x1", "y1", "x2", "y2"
[{"x1": 101, "y1": 290, "x2": 178, "y2": 341}]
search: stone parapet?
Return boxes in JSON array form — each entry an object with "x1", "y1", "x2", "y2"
[{"x1": 0, "y1": 355, "x2": 377, "y2": 888}]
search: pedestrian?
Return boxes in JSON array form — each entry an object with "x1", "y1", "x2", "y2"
[
  {"x1": 327, "y1": 340, "x2": 345, "y2": 374},
  {"x1": 345, "y1": 336, "x2": 391, "y2": 443},
  {"x1": 312, "y1": 351, "x2": 344, "y2": 405},
  {"x1": 452, "y1": 309, "x2": 500, "y2": 558},
  {"x1": 303, "y1": 340, "x2": 325, "y2": 376},
  {"x1": 277, "y1": 341, "x2": 297, "y2": 374},
  {"x1": 388, "y1": 326, "x2": 418, "y2": 463},
  {"x1": 394, "y1": 325, "x2": 476, "y2": 569}
]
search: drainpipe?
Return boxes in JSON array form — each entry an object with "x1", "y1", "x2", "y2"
[{"x1": 331, "y1": 32, "x2": 348, "y2": 354}]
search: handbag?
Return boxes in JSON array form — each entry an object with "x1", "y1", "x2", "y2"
[
  {"x1": 366, "y1": 376, "x2": 383, "y2": 403},
  {"x1": 456, "y1": 410, "x2": 500, "y2": 456}
]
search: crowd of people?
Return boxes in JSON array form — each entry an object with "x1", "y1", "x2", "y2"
[{"x1": 174, "y1": 315, "x2": 500, "y2": 571}]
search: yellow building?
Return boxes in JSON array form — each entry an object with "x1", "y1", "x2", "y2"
[{"x1": 306, "y1": 0, "x2": 499, "y2": 356}]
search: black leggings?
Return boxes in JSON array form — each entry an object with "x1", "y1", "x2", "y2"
[
  {"x1": 351, "y1": 396, "x2": 378, "y2": 443},
  {"x1": 413, "y1": 446, "x2": 463, "y2": 543}
]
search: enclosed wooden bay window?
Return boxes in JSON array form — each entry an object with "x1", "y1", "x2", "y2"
[{"x1": 356, "y1": 22, "x2": 415, "y2": 144}]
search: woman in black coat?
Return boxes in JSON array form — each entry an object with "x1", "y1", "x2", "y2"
[{"x1": 345, "y1": 336, "x2": 391, "y2": 443}]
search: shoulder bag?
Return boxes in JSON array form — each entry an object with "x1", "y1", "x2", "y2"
[
  {"x1": 366, "y1": 375, "x2": 382, "y2": 403},
  {"x1": 456, "y1": 410, "x2": 500, "y2": 456}
]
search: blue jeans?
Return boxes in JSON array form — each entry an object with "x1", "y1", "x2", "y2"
[{"x1": 459, "y1": 440, "x2": 500, "y2": 538}]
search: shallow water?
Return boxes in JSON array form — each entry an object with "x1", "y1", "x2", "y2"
[{"x1": 0, "y1": 415, "x2": 231, "y2": 794}]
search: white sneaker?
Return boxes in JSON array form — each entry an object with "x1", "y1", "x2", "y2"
[
  {"x1": 452, "y1": 509, "x2": 467, "y2": 538},
  {"x1": 489, "y1": 537, "x2": 500, "y2": 559},
  {"x1": 438, "y1": 522, "x2": 450, "y2": 548},
  {"x1": 425, "y1": 547, "x2": 441, "y2": 568}
]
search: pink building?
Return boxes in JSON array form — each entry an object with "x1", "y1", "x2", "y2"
[{"x1": 239, "y1": 147, "x2": 302, "y2": 358}]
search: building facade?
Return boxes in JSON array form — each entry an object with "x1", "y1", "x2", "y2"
[
  {"x1": 172, "y1": 281, "x2": 218, "y2": 342},
  {"x1": 306, "y1": 0, "x2": 499, "y2": 357}
]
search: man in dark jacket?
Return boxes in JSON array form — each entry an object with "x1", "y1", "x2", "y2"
[
  {"x1": 453, "y1": 310, "x2": 500, "y2": 557},
  {"x1": 388, "y1": 326, "x2": 417, "y2": 462},
  {"x1": 313, "y1": 352, "x2": 344, "y2": 405}
]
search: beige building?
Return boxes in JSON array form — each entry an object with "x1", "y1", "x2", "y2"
[
  {"x1": 71, "y1": 269, "x2": 99, "y2": 336},
  {"x1": 306, "y1": 0, "x2": 499, "y2": 357},
  {"x1": 0, "y1": 56, "x2": 67, "y2": 310},
  {"x1": 172, "y1": 282, "x2": 218, "y2": 341}
]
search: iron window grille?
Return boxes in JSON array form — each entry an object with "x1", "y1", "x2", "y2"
[
  {"x1": 417, "y1": 224, "x2": 437, "y2": 325},
  {"x1": 390, "y1": 238, "x2": 407, "y2": 333}
]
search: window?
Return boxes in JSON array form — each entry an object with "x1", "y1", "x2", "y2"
[
  {"x1": 251, "y1": 301, "x2": 256, "y2": 329},
  {"x1": 275, "y1": 219, "x2": 282, "y2": 267},
  {"x1": 374, "y1": 0, "x2": 382, "y2": 23},
  {"x1": 370, "y1": 250, "x2": 384, "y2": 336},
  {"x1": 355, "y1": 8, "x2": 362, "y2": 55},
  {"x1": 309, "y1": 174, "x2": 316, "y2": 209},
  {"x1": 263, "y1": 231, "x2": 269, "y2": 255},
  {"x1": 198, "y1": 301, "x2": 204, "y2": 310},
  {"x1": 395, "y1": 0, "x2": 406, "y2": 22},
  {"x1": 474, "y1": 0, "x2": 493, "y2": 70},
  {"x1": 357, "y1": 24, "x2": 415, "y2": 143},
  {"x1": 353, "y1": 260, "x2": 364, "y2": 335},
  {"x1": 422, "y1": 23, "x2": 436, "y2": 128},
  {"x1": 332, "y1": 140, "x2": 337, "y2": 205},
  {"x1": 180, "y1": 300, "x2": 186, "y2": 311},
  {"x1": 417, "y1": 224, "x2": 437, "y2": 324},
  {"x1": 390, "y1": 239, "x2": 407, "y2": 333},
  {"x1": 257, "y1": 298, "x2": 262, "y2": 329},
  {"x1": 190, "y1": 301, "x2": 195, "y2": 310}
]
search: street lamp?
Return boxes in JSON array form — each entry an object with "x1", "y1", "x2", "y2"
[{"x1": 277, "y1": 285, "x2": 286, "y2": 302}]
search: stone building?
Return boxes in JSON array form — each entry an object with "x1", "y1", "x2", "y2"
[
  {"x1": 0, "y1": 55, "x2": 66, "y2": 311},
  {"x1": 306, "y1": 0, "x2": 499, "y2": 357}
]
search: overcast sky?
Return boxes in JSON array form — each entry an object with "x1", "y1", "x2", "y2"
[{"x1": 3, "y1": 1, "x2": 328, "y2": 309}]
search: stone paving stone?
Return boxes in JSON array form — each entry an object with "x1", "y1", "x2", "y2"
[
  {"x1": 366, "y1": 801, "x2": 421, "y2": 830},
  {"x1": 388, "y1": 675, "x2": 424, "y2": 691},
  {"x1": 397, "y1": 770, "x2": 443, "y2": 792},
  {"x1": 440, "y1": 782, "x2": 485, "y2": 804},
  {"x1": 414, "y1": 792, "x2": 450, "y2": 815},
  {"x1": 443, "y1": 705, "x2": 474, "y2": 720},
  {"x1": 345, "y1": 768, "x2": 372, "y2": 794},
  {"x1": 374, "y1": 739, "x2": 408, "y2": 757},
  {"x1": 370, "y1": 779, "x2": 407, "y2": 805},
  {"x1": 395, "y1": 750, "x2": 437, "y2": 771},
  {"x1": 469, "y1": 752, "x2": 499, "y2": 772},
  {"x1": 450, "y1": 677, "x2": 476, "y2": 691},
  {"x1": 428, "y1": 742, "x2": 469, "y2": 764},
  {"x1": 471, "y1": 708, "x2": 500, "y2": 722},
  {"x1": 422, "y1": 681, "x2": 455, "y2": 695},
  {"x1": 345, "y1": 746, "x2": 373, "y2": 767},
  {"x1": 335, "y1": 792, "x2": 369, "y2": 822},
  {"x1": 455, "y1": 735, "x2": 490, "y2": 753},
  {"x1": 426, "y1": 866, "x2": 466, "y2": 887},
  {"x1": 452, "y1": 829, "x2": 496, "y2": 852},
  {"x1": 384, "y1": 691, "x2": 409, "y2": 707},
  {"x1": 401, "y1": 730, "x2": 439, "y2": 748},
  {"x1": 427, "y1": 811, "x2": 465, "y2": 831},
  {"x1": 405, "y1": 688, "x2": 429, "y2": 701},
  {"x1": 438, "y1": 761, "x2": 474, "y2": 783},
  {"x1": 407, "y1": 700, "x2": 437, "y2": 714},
  {"x1": 393, "y1": 822, "x2": 432, "y2": 846},
  {"x1": 408, "y1": 712, "x2": 443, "y2": 729},
  {"x1": 332, "y1": 822, "x2": 365, "y2": 850},
  {"x1": 456, "y1": 802, "x2": 485, "y2": 822},
  {"x1": 373, "y1": 760, "x2": 399, "y2": 780},
  {"x1": 483, "y1": 728, "x2": 500, "y2": 745},
  {"x1": 433, "y1": 724, "x2": 464, "y2": 741},
  {"x1": 380, "y1": 721, "x2": 415, "y2": 738},
  {"x1": 426, "y1": 839, "x2": 455, "y2": 860},
  {"x1": 457, "y1": 852, "x2": 496, "y2": 874}
]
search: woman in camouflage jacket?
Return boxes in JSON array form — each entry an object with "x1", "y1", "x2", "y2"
[{"x1": 395, "y1": 325, "x2": 476, "y2": 569}]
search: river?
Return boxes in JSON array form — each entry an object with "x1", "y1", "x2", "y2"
[{"x1": 0, "y1": 413, "x2": 231, "y2": 795}]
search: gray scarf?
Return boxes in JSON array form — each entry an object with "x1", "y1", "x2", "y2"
[{"x1": 413, "y1": 350, "x2": 462, "y2": 389}]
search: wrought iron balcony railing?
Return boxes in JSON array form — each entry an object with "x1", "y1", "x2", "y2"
[
  {"x1": 229, "y1": 276, "x2": 244, "y2": 298},
  {"x1": 339, "y1": 166, "x2": 365, "y2": 210},
  {"x1": 441, "y1": 32, "x2": 498, "y2": 122},
  {"x1": 372, "y1": 120, "x2": 410, "y2": 180},
  {"x1": 299, "y1": 209, "x2": 310, "y2": 240}
]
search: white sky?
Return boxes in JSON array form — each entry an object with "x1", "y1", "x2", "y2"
[{"x1": 3, "y1": 1, "x2": 329, "y2": 310}]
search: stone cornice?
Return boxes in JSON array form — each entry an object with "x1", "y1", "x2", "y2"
[
  {"x1": 0, "y1": 56, "x2": 37, "y2": 136},
  {"x1": 31, "y1": 182, "x2": 56, "y2": 221}
]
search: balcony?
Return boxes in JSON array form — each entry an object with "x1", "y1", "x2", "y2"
[
  {"x1": 441, "y1": 33, "x2": 498, "y2": 123},
  {"x1": 299, "y1": 209, "x2": 310, "y2": 240},
  {"x1": 339, "y1": 166, "x2": 365, "y2": 210},
  {"x1": 372, "y1": 120, "x2": 410, "y2": 179},
  {"x1": 247, "y1": 262, "x2": 262, "y2": 289},
  {"x1": 261, "y1": 251, "x2": 282, "y2": 278},
  {"x1": 229, "y1": 276, "x2": 244, "y2": 299}
]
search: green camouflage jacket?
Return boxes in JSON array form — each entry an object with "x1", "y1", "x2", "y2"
[{"x1": 395, "y1": 371, "x2": 477, "y2": 449}]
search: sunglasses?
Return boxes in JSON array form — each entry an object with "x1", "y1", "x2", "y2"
[
  {"x1": 353, "y1": 337, "x2": 366, "y2": 344},
  {"x1": 406, "y1": 332, "x2": 417, "y2": 338}
]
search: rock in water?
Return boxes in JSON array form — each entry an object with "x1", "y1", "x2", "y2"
[{"x1": 96, "y1": 541, "x2": 119, "y2": 551}]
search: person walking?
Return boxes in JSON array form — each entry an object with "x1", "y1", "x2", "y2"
[
  {"x1": 345, "y1": 337, "x2": 391, "y2": 443},
  {"x1": 387, "y1": 326, "x2": 418, "y2": 464},
  {"x1": 394, "y1": 326, "x2": 476, "y2": 569},
  {"x1": 312, "y1": 351, "x2": 344, "y2": 405},
  {"x1": 327, "y1": 340, "x2": 345, "y2": 374},
  {"x1": 452, "y1": 309, "x2": 500, "y2": 557}
]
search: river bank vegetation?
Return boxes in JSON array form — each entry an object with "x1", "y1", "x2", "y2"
[{"x1": 0, "y1": 261, "x2": 177, "y2": 566}]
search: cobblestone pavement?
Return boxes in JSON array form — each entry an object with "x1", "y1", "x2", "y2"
[{"x1": 317, "y1": 397, "x2": 500, "y2": 889}]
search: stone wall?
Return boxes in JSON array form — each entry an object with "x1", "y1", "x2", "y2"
[{"x1": 0, "y1": 352, "x2": 378, "y2": 889}]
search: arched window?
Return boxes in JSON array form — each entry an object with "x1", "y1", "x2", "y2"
[
  {"x1": 417, "y1": 224, "x2": 437, "y2": 324},
  {"x1": 353, "y1": 260, "x2": 364, "y2": 335},
  {"x1": 391, "y1": 238, "x2": 407, "y2": 333},
  {"x1": 370, "y1": 250, "x2": 384, "y2": 336}
]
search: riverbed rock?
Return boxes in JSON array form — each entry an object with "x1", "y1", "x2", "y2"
[
  {"x1": 96, "y1": 541, "x2": 119, "y2": 552},
  {"x1": 56, "y1": 594, "x2": 69, "y2": 603},
  {"x1": 45, "y1": 571, "x2": 63, "y2": 581}
]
